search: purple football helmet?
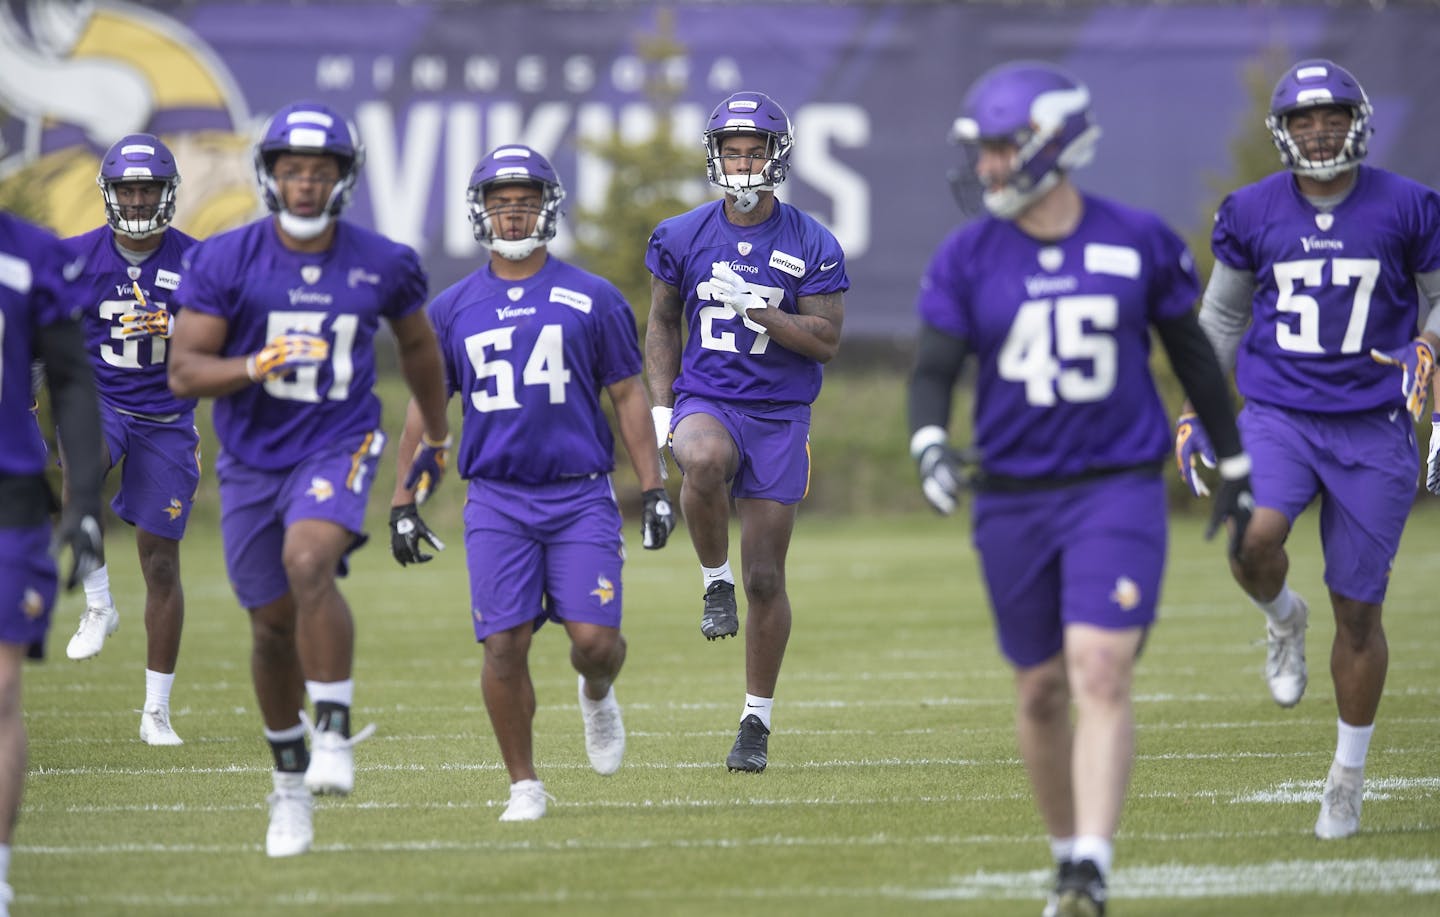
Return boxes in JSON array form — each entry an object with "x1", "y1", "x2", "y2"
[
  {"x1": 96, "y1": 133, "x2": 180, "y2": 240},
  {"x1": 465, "y1": 145, "x2": 566, "y2": 261},
  {"x1": 950, "y1": 61, "x2": 1100, "y2": 219},
  {"x1": 253, "y1": 100, "x2": 364, "y2": 224},
  {"x1": 704, "y1": 91, "x2": 793, "y2": 211},
  {"x1": 1266, "y1": 59, "x2": 1372, "y2": 181}
]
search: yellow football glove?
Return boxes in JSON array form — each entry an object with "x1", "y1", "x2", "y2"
[
  {"x1": 247, "y1": 333, "x2": 330, "y2": 382},
  {"x1": 117, "y1": 308, "x2": 173, "y2": 340}
]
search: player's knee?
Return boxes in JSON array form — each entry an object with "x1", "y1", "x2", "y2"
[
  {"x1": 742, "y1": 564, "x2": 784, "y2": 603},
  {"x1": 1016, "y1": 669, "x2": 1068, "y2": 724}
]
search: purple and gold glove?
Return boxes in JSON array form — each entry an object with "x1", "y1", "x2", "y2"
[
  {"x1": 1370, "y1": 338, "x2": 1435, "y2": 423},
  {"x1": 1173, "y1": 413, "x2": 1216, "y2": 497},
  {"x1": 403, "y1": 434, "x2": 452, "y2": 505},
  {"x1": 247, "y1": 333, "x2": 330, "y2": 382},
  {"x1": 117, "y1": 307, "x2": 173, "y2": 340}
]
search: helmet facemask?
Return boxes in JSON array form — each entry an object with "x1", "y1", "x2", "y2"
[
  {"x1": 465, "y1": 146, "x2": 566, "y2": 261},
  {"x1": 1266, "y1": 60, "x2": 1372, "y2": 182},
  {"x1": 704, "y1": 92, "x2": 793, "y2": 214},
  {"x1": 97, "y1": 135, "x2": 181, "y2": 240}
]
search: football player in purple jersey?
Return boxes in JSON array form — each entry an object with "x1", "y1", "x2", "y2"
[
  {"x1": 1, "y1": 212, "x2": 105, "y2": 915},
  {"x1": 167, "y1": 100, "x2": 451, "y2": 857},
  {"x1": 57, "y1": 134, "x2": 199, "y2": 747},
  {"x1": 387, "y1": 145, "x2": 673, "y2": 822},
  {"x1": 645, "y1": 91, "x2": 847, "y2": 774},
  {"x1": 1174, "y1": 60, "x2": 1440, "y2": 841},
  {"x1": 907, "y1": 62, "x2": 1252, "y2": 916}
]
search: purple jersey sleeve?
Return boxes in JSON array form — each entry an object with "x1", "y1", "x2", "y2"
[
  {"x1": 177, "y1": 219, "x2": 427, "y2": 469},
  {"x1": 1214, "y1": 166, "x2": 1440, "y2": 413},
  {"x1": 63, "y1": 226, "x2": 197, "y2": 416},
  {"x1": 915, "y1": 195, "x2": 1195, "y2": 480},
  {"x1": 1, "y1": 213, "x2": 79, "y2": 476},
  {"x1": 430, "y1": 257, "x2": 641, "y2": 483},
  {"x1": 646, "y1": 200, "x2": 847, "y2": 415}
]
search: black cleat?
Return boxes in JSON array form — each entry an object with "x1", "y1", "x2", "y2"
[
  {"x1": 726, "y1": 714, "x2": 769, "y2": 772},
  {"x1": 700, "y1": 581, "x2": 739, "y2": 640},
  {"x1": 1054, "y1": 858, "x2": 1106, "y2": 917}
]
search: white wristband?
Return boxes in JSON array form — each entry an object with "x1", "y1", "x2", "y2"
[
  {"x1": 1218, "y1": 452, "x2": 1252, "y2": 480},
  {"x1": 651, "y1": 405, "x2": 674, "y2": 450},
  {"x1": 909, "y1": 425, "x2": 949, "y2": 460}
]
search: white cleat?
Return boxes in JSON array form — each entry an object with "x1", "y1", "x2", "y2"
[
  {"x1": 139, "y1": 705, "x2": 183, "y2": 746},
  {"x1": 579, "y1": 674, "x2": 626, "y2": 776},
  {"x1": 265, "y1": 771, "x2": 313, "y2": 857},
  {"x1": 1315, "y1": 761, "x2": 1364, "y2": 839},
  {"x1": 1264, "y1": 595, "x2": 1308, "y2": 707},
  {"x1": 499, "y1": 779, "x2": 554, "y2": 822},
  {"x1": 65, "y1": 603, "x2": 118, "y2": 660},
  {"x1": 303, "y1": 719, "x2": 376, "y2": 796}
]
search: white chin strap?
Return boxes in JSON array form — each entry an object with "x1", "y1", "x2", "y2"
[
  {"x1": 485, "y1": 237, "x2": 541, "y2": 261},
  {"x1": 116, "y1": 220, "x2": 166, "y2": 241},
  {"x1": 983, "y1": 171, "x2": 1061, "y2": 220},
  {"x1": 278, "y1": 211, "x2": 333, "y2": 241}
]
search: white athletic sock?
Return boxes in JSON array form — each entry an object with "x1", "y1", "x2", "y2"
[
  {"x1": 1049, "y1": 836, "x2": 1076, "y2": 865},
  {"x1": 578, "y1": 674, "x2": 614, "y2": 711},
  {"x1": 1071, "y1": 835, "x2": 1113, "y2": 878},
  {"x1": 742, "y1": 694, "x2": 773, "y2": 731},
  {"x1": 82, "y1": 564, "x2": 111, "y2": 608},
  {"x1": 144, "y1": 669, "x2": 174, "y2": 710},
  {"x1": 1334, "y1": 718, "x2": 1374, "y2": 769},
  {"x1": 264, "y1": 722, "x2": 306, "y2": 744},
  {"x1": 702, "y1": 562, "x2": 734, "y2": 590},
  {"x1": 1255, "y1": 584, "x2": 1298, "y2": 629},
  {"x1": 0, "y1": 843, "x2": 10, "y2": 885},
  {"x1": 305, "y1": 679, "x2": 354, "y2": 707}
]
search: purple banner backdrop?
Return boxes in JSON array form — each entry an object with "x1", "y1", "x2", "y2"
[{"x1": 2, "y1": 1, "x2": 1437, "y2": 338}]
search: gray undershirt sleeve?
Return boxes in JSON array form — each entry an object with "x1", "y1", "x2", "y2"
[
  {"x1": 1196, "y1": 260, "x2": 1255, "y2": 375},
  {"x1": 1418, "y1": 269, "x2": 1440, "y2": 338}
]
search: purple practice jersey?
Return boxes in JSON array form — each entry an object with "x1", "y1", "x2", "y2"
[
  {"x1": 429, "y1": 256, "x2": 641, "y2": 483},
  {"x1": 63, "y1": 225, "x2": 197, "y2": 417},
  {"x1": 1, "y1": 213, "x2": 78, "y2": 477},
  {"x1": 917, "y1": 194, "x2": 1198, "y2": 480},
  {"x1": 177, "y1": 219, "x2": 426, "y2": 470},
  {"x1": 646, "y1": 200, "x2": 848, "y2": 415},
  {"x1": 1214, "y1": 165, "x2": 1440, "y2": 413}
]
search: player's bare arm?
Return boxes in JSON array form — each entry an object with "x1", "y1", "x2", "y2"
[
  {"x1": 167, "y1": 310, "x2": 253, "y2": 398},
  {"x1": 644, "y1": 276, "x2": 684, "y2": 408},
  {"x1": 389, "y1": 310, "x2": 450, "y2": 444},
  {"x1": 747, "y1": 290, "x2": 844, "y2": 363},
  {"x1": 607, "y1": 374, "x2": 665, "y2": 493}
]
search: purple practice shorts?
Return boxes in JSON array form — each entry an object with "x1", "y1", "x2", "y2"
[
  {"x1": 672, "y1": 395, "x2": 811, "y2": 504},
  {"x1": 1240, "y1": 401, "x2": 1416, "y2": 605},
  {"x1": 972, "y1": 472, "x2": 1167, "y2": 668},
  {"x1": 215, "y1": 430, "x2": 385, "y2": 609},
  {"x1": 100, "y1": 404, "x2": 200, "y2": 539},
  {"x1": 0, "y1": 525, "x2": 58, "y2": 646},
  {"x1": 463, "y1": 475, "x2": 625, "y2": 642}
]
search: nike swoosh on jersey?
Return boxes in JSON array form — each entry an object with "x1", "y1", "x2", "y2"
[{"x1": 820, "y1": 261, "x2": 839, "y2": 271}]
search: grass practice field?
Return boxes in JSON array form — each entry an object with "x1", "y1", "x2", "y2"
[{"x1": 16, "y1": 504, "x2": 1440, "y2": 915}]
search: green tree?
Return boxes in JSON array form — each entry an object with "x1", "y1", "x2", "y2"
[{"x1": 569, "y1": 8, "x2": 705, "y2": 330}]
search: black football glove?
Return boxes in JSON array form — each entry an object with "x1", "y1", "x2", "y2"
[
  {"x1": 641, "y1": 487, "x2": 676, "y2": 550},
  {"x1": 1205, "y1": 455, "x2": 1255, "y2": 560},
  {"x1": 51, "y1": 508, "x2": 104, "y2": 591},
  {"x1": 389, "y1": 503, "x2": 445, "y2": 566}
]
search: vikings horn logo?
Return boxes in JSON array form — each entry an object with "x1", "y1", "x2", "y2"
[{"x1": 0, "y1": 0, "x2": 257, "y2": 237}]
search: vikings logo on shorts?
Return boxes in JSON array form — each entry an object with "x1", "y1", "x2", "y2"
[
  {"x1": 22, "y1": 588, "x2": 44, "y2": 619},
  {"x1": 589, "y1": 575, "x2": 615, "y2": 606},
  {"x1": 164, "y1": 497, "x2": 184, "y2": 521},
  {"x1": 1110, "y1": 576, "x2": 1142, "y2": 612},
  {"x1": 306, "y1": 476, "x2": 336, "y2": 503},
  {"x1": 0, "y1": 1, "x2": 254, "y2": 238}
]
